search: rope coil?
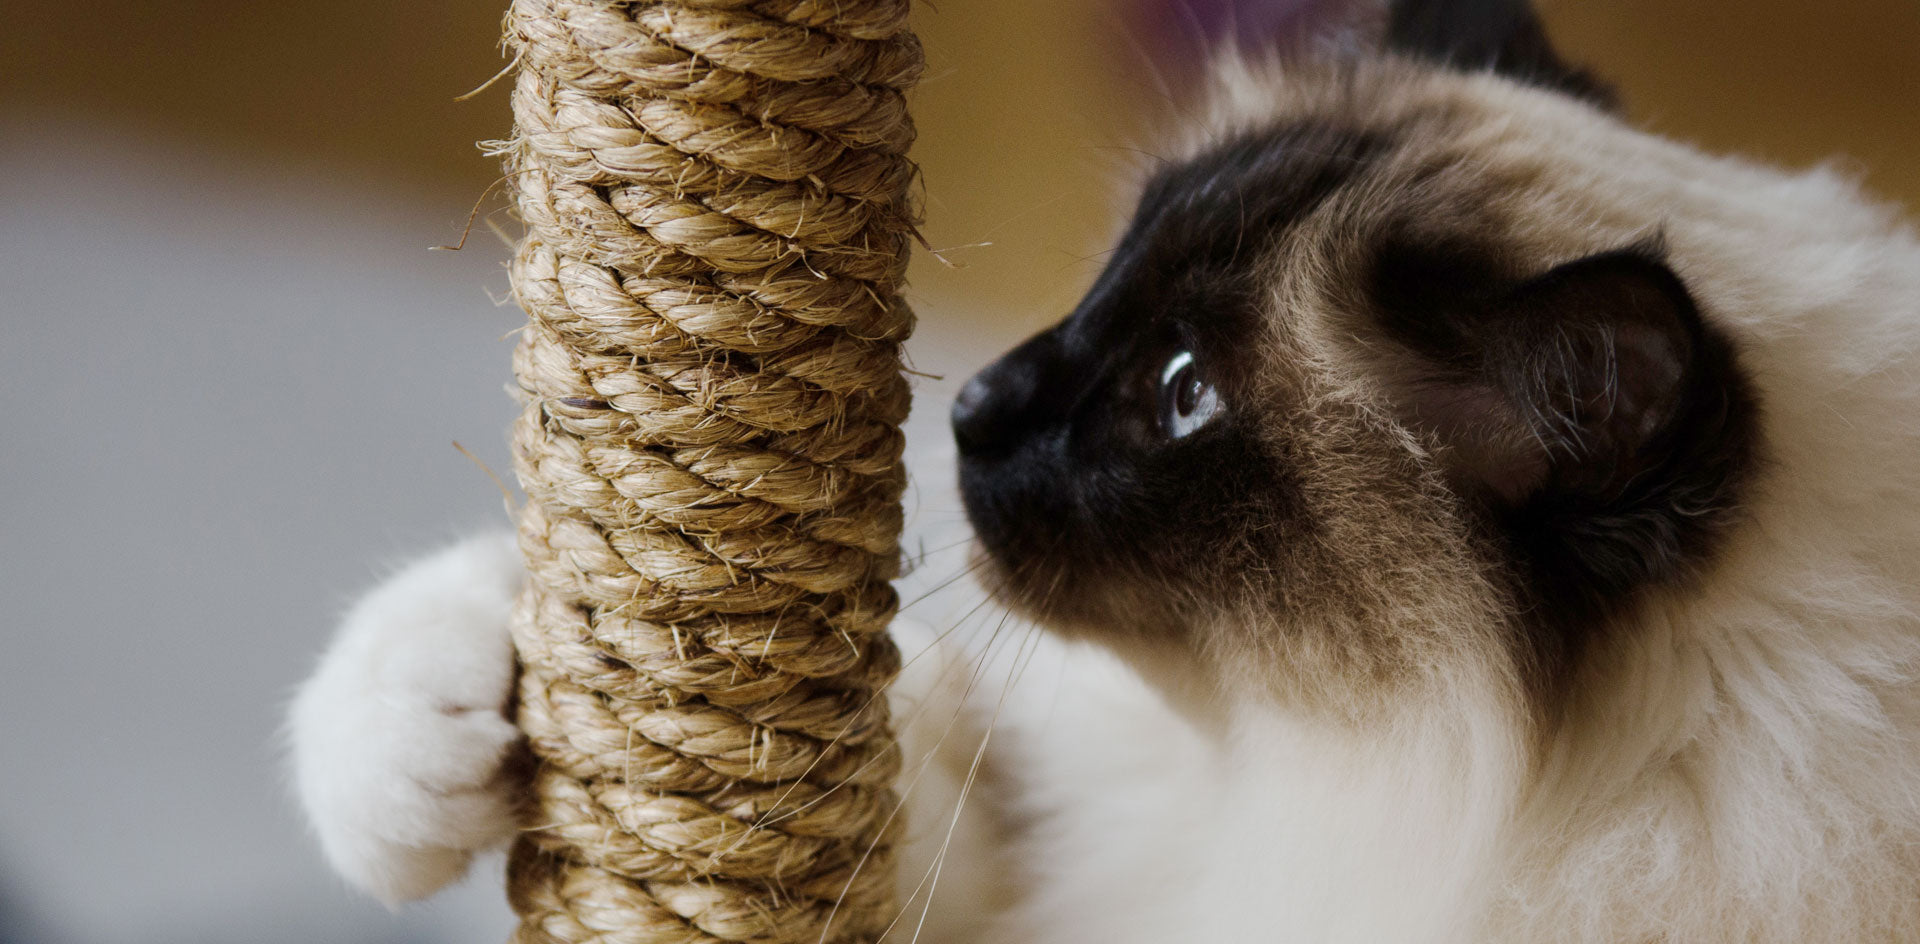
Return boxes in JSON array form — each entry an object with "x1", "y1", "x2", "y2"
[{"x1": 499, "y1": 1, "x2": 921, "y2": 940}]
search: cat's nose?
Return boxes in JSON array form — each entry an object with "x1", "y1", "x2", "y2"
[{"x1": 951, "y1": 329, "x2": 1056, "y2": 457}]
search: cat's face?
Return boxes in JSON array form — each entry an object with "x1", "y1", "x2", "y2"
[{"x1": 954, "y1": 0, "x2": 1761, "y2": 714}]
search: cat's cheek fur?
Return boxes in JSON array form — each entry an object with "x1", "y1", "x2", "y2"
[{"x1": 286, "y1": 532, "x2": 529, "y2": 904}]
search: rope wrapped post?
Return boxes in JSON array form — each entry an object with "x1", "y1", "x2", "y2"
[{"x1": 496, "y1": 2, "x2": 923, "y2": 941}]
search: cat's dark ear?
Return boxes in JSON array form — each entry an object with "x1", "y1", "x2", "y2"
[
  {"x1": 1278, "y1": 0, "x2": 1614, "y2": 106},
  {"x1": 1374, "y1": 243, "x2": 1736, "y2": 508},
  {"x1": 1374, "y1": 241, "x2": 1759, "y2": 612},
  {"x1": 1475, "y1": 250, "x2": 1702, "y2": 499},
  {"x1": 1383, "y1": 0, "x2": 1614, "y2": 104}
]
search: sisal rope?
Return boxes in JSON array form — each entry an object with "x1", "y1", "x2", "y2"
[{"x1": 497, "y1": 2, "x2": 922, "y2": 941}]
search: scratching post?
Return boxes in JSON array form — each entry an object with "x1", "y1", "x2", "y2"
[{"x1": 497, "y1": 2, "x2": 922, "y2": 941}]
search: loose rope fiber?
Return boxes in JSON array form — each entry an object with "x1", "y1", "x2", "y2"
[{"x1": 497, "y1": 2, "x2": 922, "y2": 941}]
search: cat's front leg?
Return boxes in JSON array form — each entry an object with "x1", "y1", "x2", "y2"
[{"x1": 288, "y1": 532, "x2": 529, "y2": 904}]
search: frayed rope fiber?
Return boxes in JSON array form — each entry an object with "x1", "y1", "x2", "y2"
[{"x1": 496, "y1": 1, "x2": 923, "y2": 941}]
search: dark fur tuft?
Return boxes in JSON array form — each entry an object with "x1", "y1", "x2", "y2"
[
  {"x1": 1384, "y1": 0, "x2": 1616, "y2": 105},
  {"x1": 1371, "y1": 238, "x2": 1761, "y2": 692}
]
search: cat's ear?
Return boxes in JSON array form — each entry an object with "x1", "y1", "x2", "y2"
[
  {"x1": 1280, "y1": 0, "x2": 1615, "y2": 106},
  {"x1": 1375, "y1": 241, "x2": 1758, "y2": 606},
  {"x1": 1374, "y1": 244, "x2": 1716, "y2": 506},
  {"x1": 1384, "y1": 0, "x2": 1612, "y2": 102}
]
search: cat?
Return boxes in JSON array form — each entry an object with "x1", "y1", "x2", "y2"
[{"x1": 290, "y1": 0, "x2": 1920, "y2": 940}]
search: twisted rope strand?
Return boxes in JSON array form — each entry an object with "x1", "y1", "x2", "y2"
[{"x1": 502, "y1": 1, "x2": 919, "y2": 941}]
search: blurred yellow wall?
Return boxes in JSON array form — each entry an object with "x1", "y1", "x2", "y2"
[
  {"x1": 6, "y1": 0, "x2": 1915, "y2": 342},
  {"x1": 1545, "y1": 0, "x2": 1920, "y2": 213}
]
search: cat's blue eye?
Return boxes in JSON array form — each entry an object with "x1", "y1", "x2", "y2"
[{"x1": 1158, "y1": 348, "x2": 1223, "y2": 439}]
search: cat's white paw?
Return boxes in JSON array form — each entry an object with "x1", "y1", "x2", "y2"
[{"x1": 289, "y1": 532, "x2": 529, "y2": 904}]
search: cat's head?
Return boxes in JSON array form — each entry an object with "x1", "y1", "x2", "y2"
[{"x1": 953, "y1": 0, "x2": 1761, "y2": 716}]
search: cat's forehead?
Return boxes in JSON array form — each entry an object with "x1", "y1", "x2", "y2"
[
  {"x1": 1081, "y1": 78, "x2": 1441, "y2": 342},
  {"x1": 1178, "y1": 57, "x2": 1620, "y2": 205},
  {"x1": 1065, "y1": 58, "x2": 1651, "y2": 383},
  {"x1": 1135, "y1": 68, "x2": 1485, "y2": 278},
  {"x1": 1056, "y1": 119, "x2": 1389, "y2": 364},
  {"x1": 1132, "y1": 120, "x2": 1390, "y2": 268},
  {"x1": 1152, "y1": 61, "x2": 1643, "y2": 304}
]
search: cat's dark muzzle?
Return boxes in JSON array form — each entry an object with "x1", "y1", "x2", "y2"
[
  {"x1": 950, "y1": 327, "x2": 1063, "y2": 458},
  {"x1": 951, "y1": 326, "x2": 1084, "y2": 600}
]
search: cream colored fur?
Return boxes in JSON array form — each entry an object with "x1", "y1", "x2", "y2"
[
  {"x1": 287, "y1": 533, "x2": 527, "y2": 904},
  {"x1": 290, "y1": 58, "x2": 1920, "y2": 943}
]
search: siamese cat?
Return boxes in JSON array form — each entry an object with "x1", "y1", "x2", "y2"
[{"x1": 291, "y1": 0, "x2": 1920, "y2": 940}]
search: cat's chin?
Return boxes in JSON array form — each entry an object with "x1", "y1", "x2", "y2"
[{"x1": 965, "y1": 543, "x2": 1234, "y2": 726}]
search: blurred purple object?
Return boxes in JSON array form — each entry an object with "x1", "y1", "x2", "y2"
[{"x1": 1127, "y1": 0, "x2": 1332, "y2": 79}]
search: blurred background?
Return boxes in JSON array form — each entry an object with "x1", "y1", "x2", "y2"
[{"x1": 2, "y1": 1, "x2": 1916, "y2": 941}]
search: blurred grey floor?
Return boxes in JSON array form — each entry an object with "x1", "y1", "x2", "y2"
[{"x1": 0, "y1": 115, "x2": 1002, "y2": 944}]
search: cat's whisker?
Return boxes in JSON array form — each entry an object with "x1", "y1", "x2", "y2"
[
  {"x1": 729, "y1": 583, "x2": 1008, "y2": 849},
  {"x1": 824, "y1": 574, "x2": 1040, "y2": 942},
  {"x1": 902, "y1": 612, "x2": 1050, "y2": 944},
  {"x1": 900, "y1": 536, "x2": 983, "y2": 575},
  {"x1": 1090, "y1": 0, "x2": 1181, "y2": 112},
  {"x1": 875, "y1": 613, "x2": 1020, "y2": 941},
  {"x1": 744, "y1": 589, "x2": 1006, "y2": 838},
  {"x1": 881, "y1": 561, "x2": 1060, "y2": 932},
  {"x1": 899, "y1": 557, "x2": 991, "y2": 614}
]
